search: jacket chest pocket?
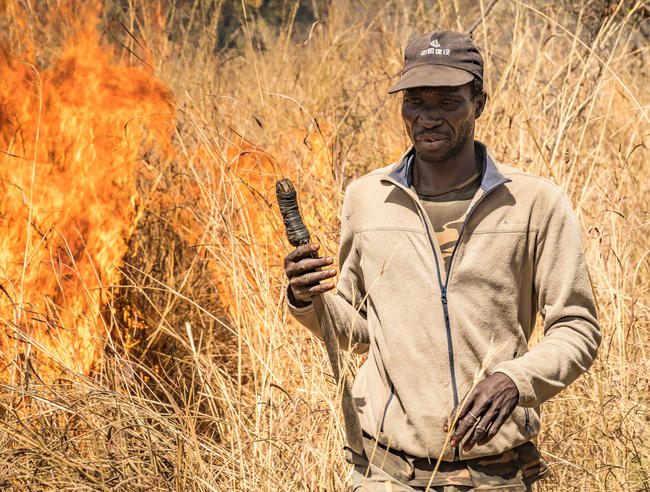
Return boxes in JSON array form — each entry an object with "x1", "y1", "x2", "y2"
[
  {"x1": 358, "y1": 229, "x2": 434, "y2": 288},
  {"x1": 451, "y1": 230, "x2": 533, "y2": 299}
]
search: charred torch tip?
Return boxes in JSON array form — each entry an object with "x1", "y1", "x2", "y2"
[{"x1": 276, "y1": 179, "x2": 295, "y2": 194}]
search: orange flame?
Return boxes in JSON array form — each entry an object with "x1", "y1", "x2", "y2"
[
  {"x1": 0, "y1": 3, "x2": 339, "y2": 383},
  {"x1": 0, "y1": 21, "x2": 174, "y2": 380}
]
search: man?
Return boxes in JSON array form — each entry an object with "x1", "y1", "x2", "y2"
[{"x1": 283, "y1": 30, "x2": 600, "y2": 491}]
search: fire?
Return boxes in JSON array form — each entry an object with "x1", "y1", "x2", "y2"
[
  {"x1": 0, "y1": 21, "x2": 174, "y2": 380},
  {"x1": 0, "y1": 2, "x2": 338, "y2": 383}
]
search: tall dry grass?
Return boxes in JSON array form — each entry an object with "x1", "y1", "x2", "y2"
[{"x1": 0, "y1": 0, "x2": 648, "y2": 490}]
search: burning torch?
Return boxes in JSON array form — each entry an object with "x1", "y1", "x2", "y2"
[{"x1": 275, "y1": 179, "x2": 365, "y2": 457}]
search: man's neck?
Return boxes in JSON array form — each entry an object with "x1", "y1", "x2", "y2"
[{"x1": 412, "y1": 141, "x2": 480, "y2": 193}]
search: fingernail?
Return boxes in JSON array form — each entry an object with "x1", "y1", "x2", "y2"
[
  {"x1": 311, "y1": 244, "x2": 318, "y2": 250},
  {"x1": 450, "y1": 440, "x2": 456, "y2": 446},
  {"x1": 329, "y1": 269, "x2": 336, "y2": 274}
]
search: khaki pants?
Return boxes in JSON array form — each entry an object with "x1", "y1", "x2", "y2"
[{"x1": 350, "y1": 462, "x2": 533, "y2": 492}]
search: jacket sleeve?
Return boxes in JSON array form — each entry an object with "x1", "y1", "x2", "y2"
[
  {"x1": 493, "y1": 186, "x2": 601, "y2": 407},
  {"x1": 286, "y1": 187, "x2": 370, "y2": 354}
]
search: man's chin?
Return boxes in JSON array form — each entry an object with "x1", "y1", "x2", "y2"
[
  {"x1": 415, "y1": 148, "x2": 454, "y2": 164},
  {"x1": 414, "y1": 138, "x2": 469, "y2": 164}
]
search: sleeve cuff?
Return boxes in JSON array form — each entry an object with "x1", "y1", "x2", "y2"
[{"x1": 286, "y1": 287, "x2": 314, "y2": 314}]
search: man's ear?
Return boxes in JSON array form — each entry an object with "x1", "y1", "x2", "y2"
[{"x1": 474, "y1": 91, "x2": 487, "y2": 119}]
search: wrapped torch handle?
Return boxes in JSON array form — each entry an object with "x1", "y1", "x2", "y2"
[
  {"x1": 275, "y1": 178, "x2": 365, "y2": 457},
  {"x1": 276, "y1": 179, "x2": 311, "y2": 247}
]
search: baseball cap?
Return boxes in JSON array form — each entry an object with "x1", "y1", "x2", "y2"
[{"x1": 388, "y1": 30, "x2": 483, "y2": 94}]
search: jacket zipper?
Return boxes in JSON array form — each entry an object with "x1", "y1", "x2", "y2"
[
  {"x1": 383, "y1": 166, "x2": 508, "y2": 459},
  {"x1": 418, "y1": 209, "x2": 460, "y2": 459},
  {"x1": 380, "y1": 383, "x2": 395, "y2": 433},
  {"x1": 418, "y1": 189, "x2": 498, "y2": 400},
  {"x1": 411, "y1": 182, "x2": 506, "y2": 459},
  {"x1": 419, "y1": 216, "x2": 458, "y2": 403}
]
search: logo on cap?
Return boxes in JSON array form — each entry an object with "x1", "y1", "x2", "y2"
[{"x1": 421, "y1": 39, "x2": 450, "y2": 57}]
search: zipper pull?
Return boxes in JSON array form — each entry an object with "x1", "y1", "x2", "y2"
[{"x1": 441, "y1": 287, "x2": 450, "y2": 321}]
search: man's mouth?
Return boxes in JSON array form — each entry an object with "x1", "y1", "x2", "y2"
[
  {"x1": 416, "y1": 134, "x2": 448, "y2": 142},
  {"x1": 416, "y1": 134, "x2": 448, "y2": 150}
]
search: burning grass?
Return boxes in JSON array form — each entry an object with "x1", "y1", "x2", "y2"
[
  {"x1": 0, "y1": 15, "x2": 175, "y2": 380},
  {"x1": 0, "y1": 0, "x2": 648, "y2": 490}
]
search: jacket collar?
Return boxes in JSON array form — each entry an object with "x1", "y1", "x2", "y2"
[{"x1": 382, "y1": 141, "x2": 510, "y2": 192}]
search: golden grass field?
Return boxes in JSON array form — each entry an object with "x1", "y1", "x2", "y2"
[{"x1": 0, "y1": 0, "x2": 648, "y2": 490}]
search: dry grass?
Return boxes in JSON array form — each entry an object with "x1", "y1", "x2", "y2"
[{"x1": 0, "y1": 0, "x2": 648, "y2": 490}]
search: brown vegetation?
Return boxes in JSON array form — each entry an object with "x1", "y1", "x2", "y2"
[{"x1": 0, "y1": 0, "x2": 647, "y2": 490}]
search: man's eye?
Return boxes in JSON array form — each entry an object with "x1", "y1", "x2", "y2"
[
  {"x1": 441, "y1": 99, "x2": 459, "y2": 107},
  {"x1": 405, "y1": 97, "x2": 422, "y2": 105}
]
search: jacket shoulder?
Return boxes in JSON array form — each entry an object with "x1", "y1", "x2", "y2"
[
  {"x1": 494, "y1": 162, "x2": 577, "y2": 227},
  {"x1": 497, "y1": 163, "x2": 567, "y2": 199},
  {"x1": 339, "y1": 161, "x2": 401, "y2": 231},
  {"x1": 344, "y1": 162, "x2": 396, "y2": 198}
]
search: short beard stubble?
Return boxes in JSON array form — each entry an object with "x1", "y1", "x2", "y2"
[{"x1": 418, "y1": 117, "x2": 474, "y2": 164}]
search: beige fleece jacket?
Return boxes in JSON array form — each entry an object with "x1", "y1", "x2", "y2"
[{"x1": 287, "y1": 143, "x2": 600, "y2": 461}]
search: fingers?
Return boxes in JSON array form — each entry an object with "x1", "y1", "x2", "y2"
[
  {"x1": 463, "y1": 410, "x2": 496, "y2": 451},
  {"x1": 464, "y1": 405, "x2": 511, "y2": 451},
  {"x1": 449, "y1": 404, "x2": 484, "y2": 448},
  {"x1": 289, "y1": 273, "x2": 336, "y2": 301},
  {"x1": 290, "y1": 279, "x2": 335, "y2": 303},
  {"x1": 286, "y1": 255, "x2": 333, "y2": 279},
  {"x1": 284, "y1": 242, "x2": 319, "y2": 265},
  {"x1": 446, "y1": 373, "x2": 520, "y2": 452},
  {"x1": 477, "y1": 411, "x2": 509, "y2": 446},
  {"x1": 284, "y1": 243, "x2": 337, "y2": 303},
  {"x1": 289, "y1": 268, "x2": 337, "y2": 289},
  {"x1": 443, "y1": 391, "x2": 483, "y2": 448},
  {"x1": 444, "y1": 392, "x2": 471, "y2": 433}
]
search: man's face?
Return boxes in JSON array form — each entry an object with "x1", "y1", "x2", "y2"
[{"x1": 401, "y1": 83, "x2": 485, "y2": 164}]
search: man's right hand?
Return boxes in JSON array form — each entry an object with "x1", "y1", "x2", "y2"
[{"x1": 284, "y1": 243, "x2": 337, "y2": 307}]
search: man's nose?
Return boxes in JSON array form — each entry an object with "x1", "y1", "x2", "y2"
[{"x1": 417, "y1": 109, "x2": 443, "y2": 128}]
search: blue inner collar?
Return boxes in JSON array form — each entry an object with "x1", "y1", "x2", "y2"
[{"x1": 385, "y1": 141, "x2": 509, "y2": 192}]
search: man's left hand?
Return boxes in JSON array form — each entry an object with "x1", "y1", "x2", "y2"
[{"x1": 443, "y1": 372, "x2": 519, "y2": 452}]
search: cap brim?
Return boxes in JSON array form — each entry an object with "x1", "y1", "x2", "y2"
[{"x1": 388, "y1": 64, "x2": 474, "y2": 94}]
